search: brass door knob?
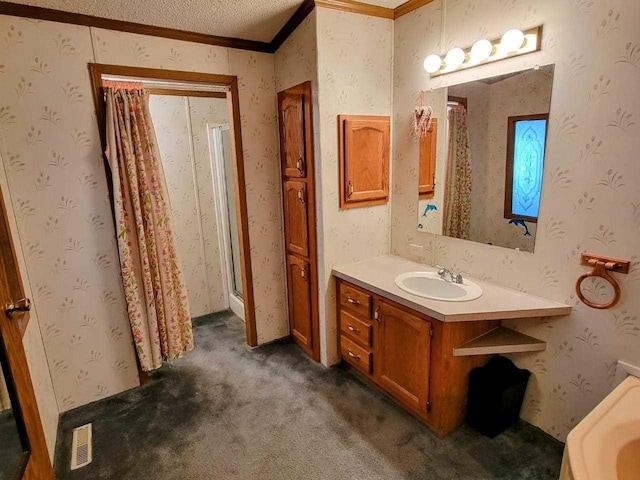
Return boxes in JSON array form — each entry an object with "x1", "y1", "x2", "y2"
[{"x1": 5, "y1": 298, "x2": 31, "y2": 318}]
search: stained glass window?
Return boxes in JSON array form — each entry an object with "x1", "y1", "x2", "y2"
[{"x1": 505, "y1": 115, "x2": 548, "y2": 221}]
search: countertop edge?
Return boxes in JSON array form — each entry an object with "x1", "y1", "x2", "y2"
[{"x1": 332, "y1": 267, "x2": 572, "y2": 323}]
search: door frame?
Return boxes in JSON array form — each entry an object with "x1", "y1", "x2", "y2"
[
  {"x1": 0, "y1": 185, "x2": 54, "y2": 479},
  {"x1": 277, "y1": 81, "x2": 320, "y2": 362},
  {"x1": 88, "y1": 63, "x2": 258, "y2": 347}
]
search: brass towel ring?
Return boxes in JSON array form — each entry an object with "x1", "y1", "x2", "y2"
[{"x1": 575, "y1": 254, "x2": 630, "y2": 310}]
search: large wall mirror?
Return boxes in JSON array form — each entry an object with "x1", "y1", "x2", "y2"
[{"x1": 416, "y1": 65, "x2": 555, "y2": 252}]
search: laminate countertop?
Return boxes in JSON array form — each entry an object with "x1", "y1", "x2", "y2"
[{"x1": 332, "y1": 255, "x2": 572, "y2": 322}]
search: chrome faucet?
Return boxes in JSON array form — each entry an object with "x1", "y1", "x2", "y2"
[{"x1": 437, "y1": 265, "x2": 464, "y2": 284}]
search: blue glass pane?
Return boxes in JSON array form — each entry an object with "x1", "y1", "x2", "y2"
[{"x1": 511, "y1": 119, "x2": 546, "y2": 218}]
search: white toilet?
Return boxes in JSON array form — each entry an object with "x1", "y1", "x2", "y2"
[{"x1": 560, "y1": 362, "x2": 640, "y2": 480}]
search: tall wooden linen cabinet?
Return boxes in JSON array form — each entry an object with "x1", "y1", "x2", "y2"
[{"x1": 277, "y1": 82, "x2": 320, "y2": 361}]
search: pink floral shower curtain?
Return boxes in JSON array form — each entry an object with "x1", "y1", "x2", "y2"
[
  {"x1": 104, "y1": 81, "x2": 193, "y2": 372},
  {"x1": 443, "y1": 106, "x2": 472, "y2": 239}
]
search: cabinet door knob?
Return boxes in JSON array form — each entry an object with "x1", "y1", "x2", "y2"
[
  {"x1": 301, "y1": 267, "x2": 306, "y2": 279},
  {"x1": 347, "y1": 350, "x2": 360, "y2": 360},
  {"x1": 374, "y1": 306, "x2": 380, "y2": 321},
  {"x1": 297, "y1": 187, "x2": 306, "y2": 204},
  {"x1": 347, "y1": 324, "x2": 360, "y2": 333},
  {"x1": 346, "y1": 297, "x2": 360, "y2": 305},
  {"x1": 296, "y1": 157, "x2": 304, "y2": 173},
  {"x1": 347, "y1": 180, "x2": 354, "y2": 198},
  {"x1": 5, "y1": 297, "x2": 31, "y2": 318}
]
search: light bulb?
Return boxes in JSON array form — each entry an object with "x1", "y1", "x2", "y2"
[
  {"x1": 423, "y1": 54, "x2": 443, "y2": 73},
  {"x1": 501, "y1": 28, "x2": 525, "y2": 52},
  {"x1": 444, "y1": 47, "x2": 466, "y2": 69},
  {"x1": 470, "y1": 39, "x2": 493, "y2": 62}
]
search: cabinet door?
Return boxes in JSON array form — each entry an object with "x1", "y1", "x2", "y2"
[
  {"x1": 283, "y1": 180, "x2": 309, "y2": 256},
  {"x1": 377, "y1": 299, "x2": 431, "y2": 412},
  {"x1": 418, "y1": 118, "x2": 438, "y2": 198},
  {"x1": 286, "y1": 254, "x2": 313, "y2": 354},
  {"x1": 279, "y1": 93, "x2": 306, "y2": 177},
  {"x1": 339, "y1": 115, "x2": 390, "y2": 208}
]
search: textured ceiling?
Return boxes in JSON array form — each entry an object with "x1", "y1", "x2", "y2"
[{"x1": 3, "y1": 0, "x2": 306, "y2": 42}]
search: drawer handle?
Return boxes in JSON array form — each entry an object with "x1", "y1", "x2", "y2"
[
  {"x1": 347, "y1": 350, "x2": 360, "y2": 360},
  {"x1": 347, "y1": 325, "x2": 360, "y2": 333},
  {"x1": 346, "y1": 297, "x2": 360, "y2": 305}
]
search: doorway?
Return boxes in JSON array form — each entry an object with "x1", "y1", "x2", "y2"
[
  {"x1": 209, "y1": 124, "x2": 245, "y2": 320},
  {"x1": 89, "y1": 64, "x2": 258, "y2": 347}
]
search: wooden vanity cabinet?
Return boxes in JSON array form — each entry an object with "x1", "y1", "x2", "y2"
[
  {"x1": 336, "y1": 278, "x2": 498, "y2": 437},
  {"x1": 377, "y1": 300, "x2": 431, "y2": 412}
]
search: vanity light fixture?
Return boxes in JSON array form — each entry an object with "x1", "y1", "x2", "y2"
[
  {"x1": 469, "y1": 39, "x2": 494, "y2": 62},
  {"x1": 501, "y1": 28, "x2": 526, "y2": 52},
  {"x1": 423, "y1": 26, "x2": 542, "y2": 77},
  {"x1": 424, "y1": 54, "x2": 443, "y2": 74},
  {"x1": 444, "y1": 47, "x2": 466, "y2": 69}
]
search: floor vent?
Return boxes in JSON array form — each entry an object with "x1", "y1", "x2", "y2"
[{"x1": 70, "y1": 423, "x2": 93, "y2": 470}]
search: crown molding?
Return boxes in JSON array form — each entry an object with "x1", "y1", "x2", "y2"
[
  {"x1": 270, "y1": 0, "x2": 316, "y2": 51},
  {"x1": 394, "y1": 0, "x2": 436, "y2": 19},
  {"x1": 314, "y1": 0, "x2": 393, "y2": 19}
]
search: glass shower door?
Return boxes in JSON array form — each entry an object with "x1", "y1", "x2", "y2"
[{"x1": 220, "y1": 128, "x2": 243, "y2": 299}]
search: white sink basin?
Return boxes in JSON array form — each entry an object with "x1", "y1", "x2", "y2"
[{"x1": 395, "y1": 271, "x2": 482, "y2": 302}]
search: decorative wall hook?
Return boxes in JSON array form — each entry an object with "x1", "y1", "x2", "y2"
[{"x1": 575, "y1": 253, "x2": 630, "y2": 309}]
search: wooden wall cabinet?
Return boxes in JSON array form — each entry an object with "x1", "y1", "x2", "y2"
[
  {"x1": 418, "y1": 118, "x2": 438, "y2": 199},
  {"x1": 278, "y1": 82, "x2": 320, "y2": 362},
  {"x1": 280, "y1": 93, "x2": 307, "y2": 178},
  {"x1": 336, "y1": 278, "x2": 498, "y2": 437},
  {"x1": 338, "y1": 115, "x2": 390, "y2": 209},
  {"x1": 283, "y1": 180, "x2": 309, "y2": 257}
]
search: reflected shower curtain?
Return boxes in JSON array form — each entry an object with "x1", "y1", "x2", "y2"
[
  {"x1": 443, "y1": 106, "x2": 472, "y2": 239},
  {"x1": 104, "y1": 81, "x2": 193, "y2": 371}
]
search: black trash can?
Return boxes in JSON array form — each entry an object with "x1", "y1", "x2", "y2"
[{"x1": 466, "y1": 355, "x2": 531, "y2": 437}]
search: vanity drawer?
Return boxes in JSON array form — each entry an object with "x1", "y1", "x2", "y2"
[
  {"x1": 340, "y1": 283, "x2": 372, "y2": 318},
  {"x1": 340, "y1": 309, "x2": 372, "y2": 347},
  {"x1": 340, "y1": 335, "x2": 372, "y2": 374}
]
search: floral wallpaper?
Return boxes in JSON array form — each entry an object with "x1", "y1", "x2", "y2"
[
  {"x1": 148, "y1": 94, "x2": 228, "y2": 317},
  {"x1": 391, "y1": 0, "x2": 640, "y2": 441},
  {"x1": 227, "y1": 48, "x2": 288, "y2": 343},
  {"x1": 315, "y1": 9, "x2": 394, "y2": 365},
  {"x1": 0, "y1": 17, "x2": 140, "y2": 412},
  {"x1": 0, "y1": 156, "x2": 58, "y2": 457},
  {"x1": 275, "y1": 11, "x2": 318, "y2": 94},
  {"x1": 0, "y1": 15, "x2": 288, "y2": 412}
]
